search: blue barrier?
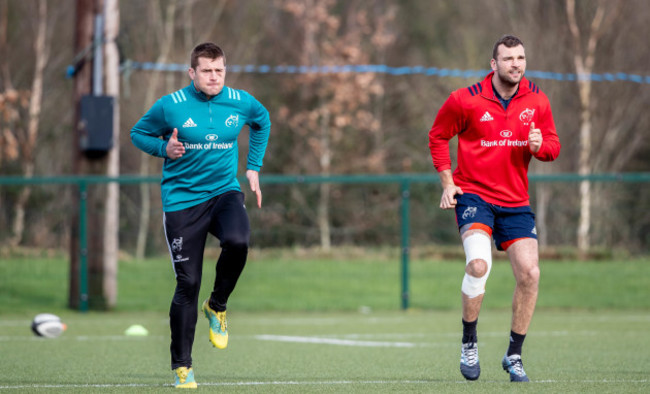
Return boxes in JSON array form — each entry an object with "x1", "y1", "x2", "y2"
[{"x1": 120, "y1": 61, "x2": 650, "y2": 84}]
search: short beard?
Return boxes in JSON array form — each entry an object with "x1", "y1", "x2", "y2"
[{"x1": 496, "y1": 69, "x2": 522, "y2": 87}]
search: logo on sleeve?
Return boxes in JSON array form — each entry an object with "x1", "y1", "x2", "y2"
[
  {"x1": 479, "y1": 111, "x2": 494, "y2": 122},
  {"x1": 183, "y1": 118, "x2": 198, "y2": 128}
]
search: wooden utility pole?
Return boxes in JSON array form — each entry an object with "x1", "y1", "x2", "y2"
[
  {"x1": 69, "y1": 0, "x2": 119, "y2": 310},
  {"x1": 69, "y1": 0, "x2": 94, "y2": 310}
]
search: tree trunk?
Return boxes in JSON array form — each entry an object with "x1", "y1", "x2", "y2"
[
  {"x1": 566, "y1": 0, "x2": 605, "y2": 258},
  {"x1": 135, "y1": 0, "x2": 177, "y2": 260},
  {"x1": 136, "y1": 157, "x2": 152, "y2": 260},
  {"x1": 0, "y1": 0, "x2": 12, "y2": 91},
  {"x1": 103, "y1": 0, "x2": 119, "y2": 308},
  {"x1": 9, "y1": 0, "x2": 48, "y2": 247},
  {"x1": 10, "y1": 164, "x2": 33, "y2": 246},
  {"x1": 0, "y1": 0, "x2": 8, "y2": 232},
  {"x1": 535, "y1": 173, "x2": 549, "y2": 248},
  {"x1": 318, "y1": 108, "x2": 331, "y2": 251}
]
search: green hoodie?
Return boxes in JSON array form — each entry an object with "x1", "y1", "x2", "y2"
[{"x1": 131, "y1": 83, "x2": 271, "y2": 212}]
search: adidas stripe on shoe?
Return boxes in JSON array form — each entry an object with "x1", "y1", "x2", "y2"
[
  {"x1": 202, "y1": 299, "x2": 228, "y2": 349},
  {"x1": 502, "y1": 353, "x2": 529, "y2": 382}
]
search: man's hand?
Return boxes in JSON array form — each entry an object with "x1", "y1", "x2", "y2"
[
  {"x1": 439, "y1": 169, "x2": 463, "y2": 209},
  {"x1": 528, "y1": 122, "x2": 542, "y2": 154},
  {"x1": 440, "y1": 184, "x2": 463, "y2": 209},
  {"x1": 166, "y1": 128, "x2": 185, "y2": 159},
  {"x1": 246, "y1": 170, "x2": 262, "y2": 208}
]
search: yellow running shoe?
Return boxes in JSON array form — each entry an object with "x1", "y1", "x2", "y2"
[
  {"x1": 173, "y1": 366, "x2": 197, "y2": 389},
  {"x1": 202, "y1": 299, "x2": 228, "y2": 349}
]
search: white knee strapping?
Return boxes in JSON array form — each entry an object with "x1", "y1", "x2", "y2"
[{"x1": 461, "y1": 233, "x2": 493, "y2": 298}]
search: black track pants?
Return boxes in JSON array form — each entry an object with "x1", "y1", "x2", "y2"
[{"x1": 163, "y1": 191, "x2": 250, "y2": 370}]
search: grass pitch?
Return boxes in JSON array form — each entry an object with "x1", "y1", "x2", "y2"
[
  {"x1": 1, "y1": 309, "x2": 649, "y2": 392},
  {"x1": 2, "y1": 251, "x2": 650, "y2": 314},
  {"x1": 1, "y1": 251, "x2": 649, "y2": 392}
]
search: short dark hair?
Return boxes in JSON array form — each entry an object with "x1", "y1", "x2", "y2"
[
  {"x1": 492, "y1": 35, "x2": 524, "y2": 60},
  {"x1": 190, "y1": 42, "x2": 226, "y2": 69}
]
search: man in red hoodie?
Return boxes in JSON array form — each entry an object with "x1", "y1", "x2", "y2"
[{"x1": 428, "y1": 35, "x2": 561, "y2": 382}]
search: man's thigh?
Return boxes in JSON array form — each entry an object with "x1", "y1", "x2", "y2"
[
  {"x1": 163, "y1": 201, "x2": 212, "y2": 276},
  {"x1": 492, "y1": 206, "x2": 537, "y2": 251},
  {"x1": 208, "y1": 191, "x2": 250, "y2": 245},
  {"x1": 455, "y1": 193, "x2": 496, "y2": 235}
]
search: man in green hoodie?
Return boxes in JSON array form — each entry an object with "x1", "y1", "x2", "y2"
[{"x1": 131, "y1": 42, "x2": 271, "y2": 389}]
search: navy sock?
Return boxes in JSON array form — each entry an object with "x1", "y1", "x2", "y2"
[
  {"x1": 507, "y1": 330, "x2": 526, "y2": 356},
  {"x1": 462, "y1": 319, "x2": 478, "y2": 344}
]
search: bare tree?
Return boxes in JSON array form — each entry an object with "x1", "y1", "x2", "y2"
[
  {"x1": 0, "y1": 0, "x2": 12, "y2": 91},
  {"x1": 279, "y1": 0, "x2": 396, "y2": 250},
  {"x1": 7, "y1": 0, "x2": 50, "y2": 247},
  {"x1": 103, "y1": 0, "x2": 120, "y2": 307},
  {"x1": 0, "y1": 90, "x2": 21, "y2": 167},
  {"x1": 0, "y1": 1, "x2": 21, "y2": 168},
  {"x1": 1, "y1": 0, "x2": 649, "y2": 256},
  {"x1": 566, "y1": 0, "x2": 621, "y2": 257},
  {"x1": 135, "y1": 0, "x2": 178, "y2": 261}
]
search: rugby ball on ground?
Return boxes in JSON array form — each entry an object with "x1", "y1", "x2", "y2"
[{"x1": 31, "y1": 313, "x2": 67, "y2": 338}]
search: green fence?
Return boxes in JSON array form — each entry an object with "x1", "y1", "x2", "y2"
[{"x1": 1, "y1": 172, "x2": 649, "y2": 310}]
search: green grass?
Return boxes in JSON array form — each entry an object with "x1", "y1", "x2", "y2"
[
  {"x1": 1, "y1": 250, "x2": 649, "y2": 313},
  {"x1": 0, "y1": 310, "x2": 648, "y2": 392},
  {"x1": 1, "y1": 251, "x2": 649, "y2": 391}
]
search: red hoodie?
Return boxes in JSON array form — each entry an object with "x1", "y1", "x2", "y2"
[{"x1": 429, "y1": 72, "x2": 561, "y2": 207}]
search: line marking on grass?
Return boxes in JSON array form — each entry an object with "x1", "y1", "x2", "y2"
[
  {"x1": 339, "y1": 330, "x2": 575, "y2": 339},
  {"x1": 245, "y1": 316, "x2": 413, "y2": 326},
  {"x1": 0, "y1": 330, "x2": 591, "y2": 343},
  {"x1": 1, "y1": 379, "x2": 648, "y2": 390},
  {"x1": 256, "y1": 334, "x2": 420, "y2": 347},
  {"x1": 199, "y1": 380, "x2": 445, "y2": 386},
  {"x1": 198, "y1": 379, "x2": 650, "y2": 386}
]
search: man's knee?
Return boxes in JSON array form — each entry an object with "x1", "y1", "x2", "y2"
[
  {"x1": 517, "y1": 265, "x2": 540, "y2": 288},
  {"x1": 174, "y1": 275, "x2": 201, "y2": 302},
  {"x1": 462, "y1": 259, "x2": 491, "y2": 298},
  {"x1": 461, "y1": 232, "x2": 493, "y2": 298},
  {"x1": 221, "y1": 234, "x2": 249, "y2": 251},
  {"x1": 466, "y1": 258, "x2": 488, "y2": 277}
]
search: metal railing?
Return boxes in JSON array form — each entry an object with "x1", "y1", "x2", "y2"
[{"x1": 1, "y1": 172, "x2": 649, "y2": 310}]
